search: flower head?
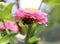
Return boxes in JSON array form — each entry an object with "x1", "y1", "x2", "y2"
[
  {"x1": 14, "y1": 8, "x2": 48, "y2": 25},
  {"x1": 5, "y1": 20, "x2": 18, "y2": 32},
  {"x1": 0, "y1": 22, "x2": 5, "y2": 30}
]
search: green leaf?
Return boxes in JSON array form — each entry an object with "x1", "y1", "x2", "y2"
[
  {"x1": 0, "y1": 4, "x2": 5, "y2": 21},
  {"x1": 0, "y1": 4, "x2": 5, "y2": 9},
  {"x1": 29, "y1": 23, "x2": 37, "y2": 37},
  {"x1": 19, "y1": 21, "x2": 28, "y2": 34},
  {"x1": 0, "y1": 3, "x2": 5, "y2": 15},
  {"x1": 28, "y1": 36, "x2": 39, "y2": 43},
  {"x1": 0, "y1": 33, "x2": 17, "y2": 43},
  {"x1": 35, "y1": 25, "x2": 47, "y2": 35},
  {"x1": 1, "y1": 3, "x2": 16, "y2": 19}
]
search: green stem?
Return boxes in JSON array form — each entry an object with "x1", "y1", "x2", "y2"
[
  {"x1": 5, "y1": 29, "x2": 10, "y2": 35},
  {"x1": 24, "y1": 24, "x2": 32, "y2": 44},
  {"x1": 3, "y1": 20, "x2": 10, "y2": 35}
]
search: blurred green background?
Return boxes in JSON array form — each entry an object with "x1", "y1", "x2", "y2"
[{"x1": 38, "y1": 0, "x2": 60, "y2": 44}]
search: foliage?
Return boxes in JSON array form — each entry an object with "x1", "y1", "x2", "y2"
[
  {"x1": 43, "y1": 0, "x2": 60, "y2": 6},
  {"x1": 0, "y1": 2, "x2": 18, "y2": 43},
  {"x1": 0, "y1": 0, "x2": 5, "y2": 2},
  {"x1": 0, "y1": 33, "x2": 17, "y2": 43},
  {"x1": 1, "y1": 3, "x2": 15, "y2": 20},
  {"x1": 28, "y1": 36, "x2": 39, "y2": 44}
]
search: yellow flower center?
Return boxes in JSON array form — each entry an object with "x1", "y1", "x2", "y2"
[{"x1": 24, "y1": 8, "x2": 38, "y2": 11}]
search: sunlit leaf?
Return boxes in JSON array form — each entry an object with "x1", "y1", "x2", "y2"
[
  {"x1": 1, "y1": 3, "x2": 16, "y2": 19},
  {"x1": 0, "y1": 4, "x2": 5, "y2": 16},
  {"x1": 29, "y1": 23, "x2": 37, "y2": 37},
  {"x1": 28, "y1": 36, "x2": 39, "y2": 44},
  {"x1": 0, "y1": 33, "x2": 17, "y2": 43}
]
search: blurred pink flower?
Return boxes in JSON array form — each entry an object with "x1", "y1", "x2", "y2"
[
  {"x1": 14, "y1": 9, "x2": 25, "y2": 20},
  {"x1": 5, "y1": 20, "x2": 18, "y2": 32},
  {"x1": 14, "y1": 8, "x2": 48, "y2": 25},
  {"x1": 0, "y1": 22, "x2": 5, "y2": 30}
]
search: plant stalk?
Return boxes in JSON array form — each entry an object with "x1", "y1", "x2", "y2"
[{"x1": 24, "y1": 24, "x2": 32, "y2": 44}]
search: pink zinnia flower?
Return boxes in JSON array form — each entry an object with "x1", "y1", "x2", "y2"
[
  {"x1": 14, "y1": 9, "x2": 25, "y2": 20},
  {"x1": 5, "y1": 20, "x2": 18, "y2": 32},
  {"x1": 14, "y1": 8, "x2": 48, "y2": 25},
  {"x1": 0, "y1": 22, "x2": 5, "y2": 30}
]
